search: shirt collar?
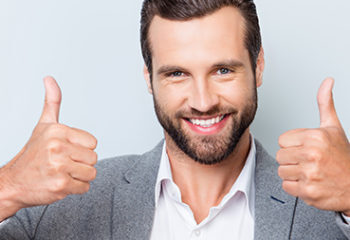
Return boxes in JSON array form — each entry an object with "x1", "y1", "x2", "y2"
[
  {"x1": 230, "y1": 135, "x2": 256, "y2": 218},
  {"x1": 154, "y1": 142, "x2": 172, "y2": 206},
  {"x1": 155, "y1": 135, "x2": 256, "y2": 216}
]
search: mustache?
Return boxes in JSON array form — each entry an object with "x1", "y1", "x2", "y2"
[{"x1": 175, "y1": 106, "x2": 238, "y2": 118}]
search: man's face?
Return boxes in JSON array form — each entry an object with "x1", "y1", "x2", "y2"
[{"x1": 145, "y1": 7, "x2": 264, "y2": 165}]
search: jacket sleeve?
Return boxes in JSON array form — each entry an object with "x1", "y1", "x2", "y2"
[
  {"x1": 336, "y1": 212, "x2": 350, "y2": 239},
  {"x1": 0, "y1": 205, "x2": 48, "y2": 240}
]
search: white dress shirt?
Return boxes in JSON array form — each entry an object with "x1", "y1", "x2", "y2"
[{"x1": 150, "y1": 137, "x2": 256, "y2": 240}]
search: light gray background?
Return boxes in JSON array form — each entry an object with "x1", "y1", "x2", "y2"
[{"x1": 0, "y1": 0, "x2": 349, "y2": 166}]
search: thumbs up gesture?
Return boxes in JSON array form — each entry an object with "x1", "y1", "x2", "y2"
[
  {"x1": 0, "y1": 77, "x2": 97, "y2": 221},
  {"x1": 277, "y1": 78, "x2": 350, "y2": 215}
]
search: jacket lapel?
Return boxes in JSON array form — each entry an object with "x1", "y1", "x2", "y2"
[
  {"x1": 254, "y1": 140, "x2": 297, "y2": 240},
  {"x1": 111, "y1": 141, "x2": 163, "y2": 240},
  {"x1": 110, "y1": 139, "x2": 297, "y2": 239}
]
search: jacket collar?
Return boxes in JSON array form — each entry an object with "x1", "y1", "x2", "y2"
[
  {"x1": 117, "y1": 139, "x2": 297, "y2": 239},
  {"x1": 254, "y1": 139, "x2": 297, "y2": 240},
  {"x1": 112, "y1": 140, "x2": 163, "y2": 240}
]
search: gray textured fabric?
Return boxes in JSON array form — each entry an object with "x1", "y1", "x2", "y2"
[
  {"x1": 254, "y1": 140, "x2": 350, "y2": 239},
  {"x1": 0, "y1": 139, "x2": 350, "y2": 239}
]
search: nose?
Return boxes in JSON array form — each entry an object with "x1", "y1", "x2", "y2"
[{"x1": 187, "y1": 77, "x2": 220, "y2": 113}]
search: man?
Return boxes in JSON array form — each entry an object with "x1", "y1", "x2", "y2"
[{"x1": 1, "y1": 0, "x2": 350, "y2": 239}]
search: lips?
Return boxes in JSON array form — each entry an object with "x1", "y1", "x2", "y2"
[
  {"x1": 188, "y1": 115, "x2": 225, "y2": 128},
  {"x1": 184, "y1": 114, "x2": 230, "y2": 135}
]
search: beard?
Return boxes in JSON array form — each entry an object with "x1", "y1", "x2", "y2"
[{"x1": 153, "y1": 87, "x2": 258, "y2": 165}]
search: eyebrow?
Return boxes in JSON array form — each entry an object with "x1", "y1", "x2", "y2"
[
  {"x1": 156, "y1": 65, "x2": 187, "y2": 76},
  {"x1": 212, "y1": 59, "x2": 245, "y2": 70},
  {"x1": 156, "y1": 59, "x2": 245, "y2": 76}
]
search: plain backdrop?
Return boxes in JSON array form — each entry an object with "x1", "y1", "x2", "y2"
[{"x1": 0, "y1": 0, "x2": 349, "y2": 166}]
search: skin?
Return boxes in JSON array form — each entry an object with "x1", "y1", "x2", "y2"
[
  {"x1": 277, "y1": 78, "x2": 350, "y2": 216},
  {"x1": 144, "y1": 6, "x2": 350, "y2": 223},
  {"x1": 0, "y1": 4, "x2": 349, "y2": 227},
  {"x1": 0, "y1": 77, "x2": 98, "y2": 221},
  {"x1": 144, "y1": 7, "x2": 264, "y2": 223}
]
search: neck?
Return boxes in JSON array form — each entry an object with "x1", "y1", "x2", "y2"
[{"x1": 164, "y1": 129, "x2": 251, "y2": 224}]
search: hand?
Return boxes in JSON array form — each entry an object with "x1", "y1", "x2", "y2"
[
  {"x1": 276, "y1": 78, "x2": 350, "y2": 215},
  {"x1": 0, "y1": 77, "x2": 97, "y2": 217}
]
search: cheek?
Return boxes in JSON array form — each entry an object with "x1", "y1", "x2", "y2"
[
  {"x1": 215, "y1": 80, "x2": 255, "y2": 106},
  {"x1": 153, "y1": 83, "x2": 187, "y2": 112}
]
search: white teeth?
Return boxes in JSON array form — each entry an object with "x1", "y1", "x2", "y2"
[{"x1": 189, "y1": 115, "x2": 225, "y2": 128}]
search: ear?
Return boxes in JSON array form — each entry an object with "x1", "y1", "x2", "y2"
[
  {"x1": 143, "y1": 64, "x2": 153, "y2": 94},
  {"x1": 255, "y1": 46, "x2": 265, "y2": 88}
]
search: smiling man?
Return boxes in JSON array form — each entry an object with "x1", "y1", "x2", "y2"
[
  {"x1": 1, "y1": 0, "x2": 350, "y2": 239},
  {"x1": 146, "y1": 6, "x2": 261, "y2": 238}
]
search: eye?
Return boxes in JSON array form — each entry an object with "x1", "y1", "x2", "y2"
[
  {"x1": 167, "y1": 71, "x2": 184, "y2": 77},
  {"x1": 216, "y1": 68, "x2": 231, "y2": 75}
]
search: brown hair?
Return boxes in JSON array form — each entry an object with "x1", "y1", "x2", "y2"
[{"x1": 140, "y1": 0, "x2": 261, "y2": 80}]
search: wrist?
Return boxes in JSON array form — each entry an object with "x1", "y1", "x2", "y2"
[
  {"x1": 0, "y1": 197, "x2": 21, "y2": 222},
  {"x1": 0, "y1": 169, "x2": 23, "y2": 221}
]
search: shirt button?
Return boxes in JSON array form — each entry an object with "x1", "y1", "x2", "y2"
[{"x1": 194, "y1": 230, "x2": 201, "y2": 237}]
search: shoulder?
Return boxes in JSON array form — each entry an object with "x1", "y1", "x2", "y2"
[
  {"x1": 93, "y1": 139, "x2": 164, "y2": 187},
  {"x1": 4, "y1": 141, "x2": 164, "y2": 239},
  {"x1": 254, "y1": 138, "x2": 279, "y2": 181},
  {"x1": 93, "y1": 154, "x2": 142, "y2": 187},
  {"x1": 253, "y1": 139, "x2": 346, "y2": 239}
]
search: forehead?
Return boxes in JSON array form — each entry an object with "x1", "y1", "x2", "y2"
[{"x1": 148, "y1": 6, "x2": 248, "y2": 68}]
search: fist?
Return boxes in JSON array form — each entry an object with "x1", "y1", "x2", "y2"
[
  {"x1": 277, "y1": 78, "x2": 350, "y2": 214},
  {"x1": 2, "y1": 77, "x2": 98, "y2": 209}
]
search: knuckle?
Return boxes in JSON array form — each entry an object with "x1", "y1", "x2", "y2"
[
  {"x1": 304, "y1": 168, "x2": 320, "y2": 181},
  {"x1": 306, "y1": 147, "x2": 322, "y2": 162},
  {"x1": 91, "y1": 151, "x2": 98, "y2": 165},
  {"x1": 47, "y1": 156, "x2": 66, "y2": 175},
  {"x1": 48, "y1": 161, "x2": 65, "y2": 175},
  {"x1": 51, "y1": 177, "x2": 69, "y2": 192},
  {"x1": 302, "y1": 185, "x2": 318, "y2": 199},
  {"x1": 90, "y1": 136, "x2": 98, "y2": 149},
  {"x1": 281, "y1": 181, "x2": 289, "y2": 192},
  {"x1": 89, "y1": 167, "x2": 97, "y2": 180},
  {"x1": 46, "y1": 138, "x2": 64, "y2": 153},
  {"x1": 89, "y1": 134, "x2": 97, "y2": 149}
]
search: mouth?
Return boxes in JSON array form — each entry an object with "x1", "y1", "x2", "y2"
[
  {"x1": 187, "y1": 114, "x2": 226, "y2": 127},
  {"x1": 184, "y1": 114, "x2": 230, "y2": 135}
]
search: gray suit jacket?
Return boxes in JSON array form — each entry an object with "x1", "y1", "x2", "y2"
[{"x1": 1, "y1": 139, "x2": 350, "y2": 239}]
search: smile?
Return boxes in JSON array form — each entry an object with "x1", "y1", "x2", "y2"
[
  {"x1": 184, "y1": 114, "x2": 230, "y2": 135},
  {"x1": 188, "y1": 115, "x2": 225, "y2": 128}
]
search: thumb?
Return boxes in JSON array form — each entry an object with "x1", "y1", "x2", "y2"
[
  {"x1": 317, "y1": 77, "x2": 341, "y2": 128},
  {"x1": 39, "y1": 76, "x2": 62, "y2": 123}
]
